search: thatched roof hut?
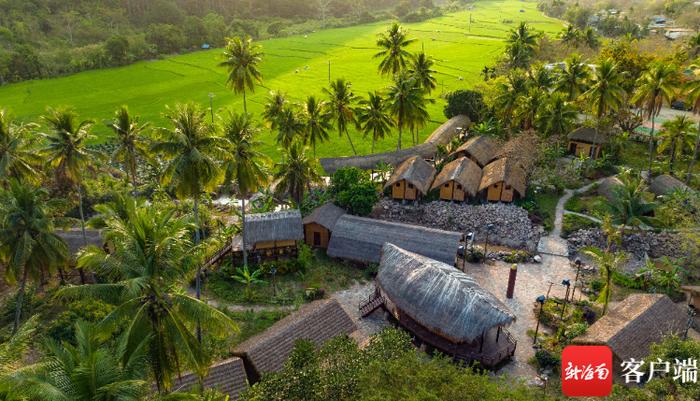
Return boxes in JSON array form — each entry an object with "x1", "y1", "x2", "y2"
[
  {"x1": 479, "y1": 158, "x2": 527, "y2": 197},
  {"x1": 449, "y1": 136, "x2": 499, "y2": 167},
  {"x1": 169, "y1": 358, "x2": 248, "y2": 398},
  {"x1": 431, "y1": 157, "x2": 482, "y2": 197},
  {"x1": 384, "y1": 156, "x2": 436, "y2": 196},
  {"x1": 493, "y1": 132, "x2": 539, "y2": 171},
  {"x1": 234, "y1": 299, "x2": 356, "y2": 382},
  {"x1": 378, "y1": 243, "x2": 515, "y2": 344},
  {"x1": 244, "y1": 210, "x2": 304, "y2": 244},
  {"x1": 649, "y1": 174, "x2": 691, "y2": 196},
  {"x1": 327, "y1": 215, "x2": 462, "y2": 264},
  {"x1": 302, "y1": 202, "x2": 346, "y2": 231},
  {"x1": 568, "y1": 127, "x2": 605, "y2": 144},
  {"x1": 597, "y1": 176, "x2": 623, "y2": 202},
  {"x1": 56, "y1": 229, "x2": 103, "y2": 256},
  {"x1": 573, "y1": 294, "x2": 687, "y2": 361}
]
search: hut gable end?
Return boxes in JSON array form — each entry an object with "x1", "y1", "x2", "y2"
[
  {"x1": 384, "y1": 156, "x2": 436, "y2": 195},
  {"x1": 302, "y1": 203, "x2": 346, "y2": 231},
  {"x1": 431, "y1": 156, "x2": 482, "y2": 196},
  {"x1": 479, "y1": 158, "x2": 527, "y2": 197}
]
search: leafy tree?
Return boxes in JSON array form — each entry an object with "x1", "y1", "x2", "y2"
[
  {"x1": 659, "y1": 116, "x2": 698, "y2": 176},
  {"x1": 0, "y1": 181, "x2": 68, "y2": 332},
  {"x1": 514, "y1": 87, "x2": 544, "y2": 130},
  {"x1": 356, "y1": 92, "x2": 394, "y2": 154},
  {"x1": 146, "y1": 24, "x2": 185, "y2": 54},
  {"x1": 408, "y1": 52, "x2": 437, "y2": 94},
  {"x1": 323, "y1": 78, "x2": 359, "y2": 155},
  {"x1": 274, "y1": 141, "x2": 322, "y2": 205},
  {"x1": 374, "y1": 23, "x2": 416, "y2": 76},
  {"x1": 607, "y1": 169, "x2": 656, "y2": 228},
  {"x1": 685, "y1": 78, "x2": 700, "y2": 184},
  {"x1": 106, "y1": 106, "x2": 151, "y2": 187},
  {"x1": 104, "y1": 35, "x2": 130, "y2": 65},
  {"x1": 443, "y1": 89, "x2": 486, "y2": 123},
  {"x1": 301, "y1": 95, "x2": 332, "y2": 158},
  {"x1": 555, "y1": 54, "x2": 590, "y2": 101},
  {"x1": 492, "y1": 71, "x2": 528, "y2": 137},
  {"x1": 275, "y1": 107, "x2": 305, "y2": 149},
  {"x1": 581, "y1": 246, "x2": 626, "y2": 315},
  {"x1": 219, "y1": 36, "x2": 263, "y2": 114},
  {"x1": 387, "y1": 72, "x2": 428, "y2": 150},
  {"x1": 329, "y1": 167, "x2": 378, "y2": 216},
  {"x1": 0, "y1": 109, "x2": 40, "y2": 184},
  {"x1": 537, "y1": 93, "x2": 578, "y2": 138},
  {"x1": 504, "y1": 22, "x2": 540, "y2": 69}
]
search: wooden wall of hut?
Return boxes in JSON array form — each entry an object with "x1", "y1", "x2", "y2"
[
  {"x1": 391, "y1": 179, "x2": 418, "y2": 200},
  {"x1": 568, "y1": 141, "x2": 602, "y2": 159},
  {"x1": 438, "y1": 181, "x2": 466, "y2": 201},
  {"x1": 304, "y1": 223, "x2": 330, "y2": 248},
  {"x1": 486, "y1": 182, "x2": 516, "y2": 202}
]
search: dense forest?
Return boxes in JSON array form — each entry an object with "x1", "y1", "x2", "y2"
[{"x1": 0, "y1": 0, "x2": 443, "y2": 83}]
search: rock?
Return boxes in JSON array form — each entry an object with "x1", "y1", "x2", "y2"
[{"x1": 533, "y1": 255, "x2": 542, "y2": 263}]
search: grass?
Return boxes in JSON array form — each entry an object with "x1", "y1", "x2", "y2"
[
  {"x1": 561, "y1": 214, "x2": 601, "y2": 238},
  {"x1": 564, "y1": 193, "x2": 608, "y2": 217},
  {"x1": 524, "y1": 190, "x2": 561, "y2": 232},
  {"x1": 619, "y1": 140, "x2": 700, "y2": 189},
  {"x1": 0, "y1": 0, "x2": 561, "y2": 159}
]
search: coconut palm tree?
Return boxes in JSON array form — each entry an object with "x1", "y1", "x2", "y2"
[
  {"x1": 559, "y1": 25, "x2": 580, "y2": 47},
  {"x1": 632, "y1": 62, "x2": 681, "y2": 180},
  {"x1": 685, "y1": 78, "x2": 700, "y2": 184},
  {"x1": 0, "y1": 180, "x2": 68, "y2": 333},
  {"x1": 386, "y1": 72, "x2": 429, "y2": 150},
  {"x1": 658, "y1": 115, "x2": 698, "y2": 176},
  {"x1": 323, "y1": 78, "x2": 359, "y2": 155},
  {"x1": 537, "y1": 93, "x2": 578, "y2": 138},
  {"x1": 219, "y1": 35, "x2": 263, "y2": 113},
  {"x1": 555, "y1": 54, "x2": 590, "y2": 101},
  {"x1": 274, "y1": 141, "x2": 321, "y2": 205},
  {"x1": 356, "y1": 92, "x2": 394, "y2": 154},
  {"x1": 0, "y1": 109, "x2": 40, "y2": 185},
  {"x1": 301, "y1": 96, "x2": 332, "y2": 158},
  {"x1": 106, "y1": 106, "x2": 151, "y2": 187},
  {"x1": 514, "y1": 88, "x2": 544, "y2": 130},
  {"x1": 262, "y1": 90, "x2": 287, "y2": 130},
  {"x1": 607, "y1": 169, "x2": 656, "y2": 228},
  {"x1": 581, "y1": 246, "x2": 626, "y2": 315},
  {"x1": 41, "y1": 107, "x2": 98, "y2": 269},
  {"x1": 687, "y1": 32, "x2": 700, "y2": 57},
  {"x1": 493, "y1": 70, "x2": 529, "y2": 137},
  {"x1": 151, "y1": 103, "x2": 227, "y2": 304},
  {"x1": 275, "y1": 107, "x2": 305, "y2": 149},
  {"x1": 223, "y1": 111, "x2": 269, "y2": 269},
  {"x1": 582, "y1": 27, "x2": 600, "y2": 49},
  {"x1": 529, "y1": 64, "x2": 554, "y2": 92},
  {"x1": 584, "y1": 59, "x2": 626, "y2": 120},
  {"x1": 221, "y1": 111, "x2": 259, "y2": 190},
  {"x1": 408, "y1": 52, "x2": 437, "y2": 94},
  {"x1": 374, "y1": 23, "x2": 416, "y2": 76},
  {"x1": 505, "y1": 22, "x2": 540, "y2": 69},
  {"x1": 7, "y1": 321, "x2": 148, "y2": 401},
  {"x1": 62, "y1": 204, "x2": 236, "y2": 393}
]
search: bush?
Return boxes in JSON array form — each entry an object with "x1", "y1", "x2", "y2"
[
  {"x1": 443, "y1": 89, "x2": 486, "y2": 123},
  {"x1": 47, "y1": 299, "x2": 114, "y2": 342},
  {"x1": 330, "y1": 167, "x2": 379, "y2": 216},
  {"x1": 534, "y1": 349, "x2": 560, "y2": 371},
  {"x1": 504, "y1": 250, "x2": 530, "y2": 263},
  {"x1": 561, "y1": 214, "x2": 601, "y2": 238}
]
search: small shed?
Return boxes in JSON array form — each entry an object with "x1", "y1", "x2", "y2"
[
  {"x1": 430, "y1": 157, "x2": 482, "y2": 201},
  {"x1": 234, "y1": 299, "x2": 356, "y2": 383},
  {"x1": 479, "y1": 158, "x2": 527, "y2": 202},
  {"x1": 302, "y1": 203, "x2": 346, "y2": 248},
  {"x1": 376, "y1": 243, "x2": 516, "y2": 368},
  {"x1": 568, "y1": 127, "x2": 605, "y2": 159},
  {"x1": 573, "y1": 294, "x2": 687, "y2": 366},
  {"x1": 384, "y1": 156, "x2": 436, "y2": 201},
  {"x1": 327, "y1": 215, "x2": 462, "y2": 265},
  {"x1": 449, "y1": 136, "x2": 499, "y2": 168},
  {"x1": 243, "y1": 210, "x2": 304, "y2": 256},
  {"x1": 649, "y1": 174, "x2": 691, "y2": 196},
  {"x1": 168, "y1": 357, "x2": 248, "y2": 398}
]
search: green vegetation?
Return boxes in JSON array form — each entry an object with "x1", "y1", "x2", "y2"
[
  {"x1": 561, "y1": 213, "x2": 601, "y2": 238},
  {"x1": 520, "y1": 190, "x2": 560, "y2": 232}
]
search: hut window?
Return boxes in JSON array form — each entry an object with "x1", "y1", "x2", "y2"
[
  {"x1": 505, "y1": 185, "x2": 511, "y2": 190},
  {"x1": 408, "y1": 183, "x2": 414, "y2": 189},
  {"x1": 457, "y1": 184, "x2": 462, "y2": 190},
  {"x1": 444, "y1": 183, "x2": 449, "y2": 188},
  {"x1": 395, "y1": 183, "x2": 400, "y2": 187}
]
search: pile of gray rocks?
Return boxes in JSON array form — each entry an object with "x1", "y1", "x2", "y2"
[{"x1": 567, "y1": 228, "x2": 690, "y2": 260}]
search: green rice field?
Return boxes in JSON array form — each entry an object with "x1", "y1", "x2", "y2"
[{"x1": 0, "y1": 0, "x2": 562, "y2": 158}]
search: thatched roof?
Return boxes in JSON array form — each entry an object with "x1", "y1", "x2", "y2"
[
  {"x1": 234, "y1": 299, "x2": 356, "y2": 377},
  {"x1": 319, "y1": 115, "x2": 469, "y2": 174},
  {"x1": 383, "y1": 156, "x2": 436, "y2": 195},
  {"x1": 169, "y1": 358, "x2": 248, "y2": 398},
  {"x1": 479, "y1": 158, "x2": 527, "y2": 197},
  {"x1": 243, "y1": 210, "x2": 303, "y2": 244},
  {"x1": 597, "y1": 176, "x2": 623, "y2": 201},
  {"x1": 573, "y1": 294, "x2": 687, "y2": 360},
  {"x1": 568, "y1": 126, "x2": 605, "y2": 144},
  {"x1": 327, "y1": 215, "x2": 462, "y2": 265},
  {"x1": 431, "y1": 157, "x2": 482, "y2": 196},
  {"x1": 56, "y1": 229, "x2": 103, "y2": 256},
  {"x1": 449, "y1": 136, "x2": 499, "y2": 167},
  {"x1": 649, "y1": 174, "x2": 691, "y2": 196},
  {"x1": 493, "y1": 132, "x2": 539, "y2": 171},
  {"x1": 302, "y1": 202, "x2": 346, "y2": 230},
  {"x1": 377, "y1": 244, "x2": 515, "y2": 343}
]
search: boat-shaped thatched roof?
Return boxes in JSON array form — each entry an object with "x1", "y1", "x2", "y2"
[
  {"x1": 377, "y1": 244, "x2": 515, "y2": 343},
  {"x1": 327, "y1": 215, "x2": 461, "y2": 264},
  {"x1": 431, "y1": 156, "x2": 482, "y2": 196},
  {"x1": 573, "y1": 294, "x2": 686, "y2": 361},
  {"x1": 234, "y1": 299, "x2": 356, "y2": 377},
  {"x1": 244, "y1": 210, "x2": 303, "y2": 244},
  {"x1": 568, "y1": 126, "x2": 605, "y2": 144},
  {"x1": 384, "y1": 155, "x2": 436, "y2": 195},
  {"x1": 168, "y1": 357, "x2": 248, "y2": 398},
  {"x1": 319, "y1": 115, "x2": 469, "y2": 174},
  {"x1": 302, "y1": 202, "x2": 346, "y2": 230},
  {"x1": 479, "y1": 158, "x2": 527, "y2": 197},
  {"x1": 597, "y1": 176, "x2": 623, "y2": 201},
  {"x1": 449, "y1": 135, "x2": 499, "y2": 167},
  {"x1": 56, "y1": 229, "x2": 103, "y2": 256},
  {"x1": 649, "y1": 174, "x2": 691, "y2": 196}
]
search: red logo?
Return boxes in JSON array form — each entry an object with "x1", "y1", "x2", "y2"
[{"x1": 561, "y1": 345, "x2": 613, "y2": 397}]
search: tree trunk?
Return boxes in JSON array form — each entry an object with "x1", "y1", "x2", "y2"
[
  {"x1": 669, "y1": 137, "x2": 677, "y2": 176},
  {"x1": 241, "y1": 197, "x2": 248, "y2": 269},
  {"x1": 194, "y1": 195, "x2": 202, "y2": 343},
  {"x1": 397, "y1": 124, "x2": 402, "y2": 151},
  {"x1": 130, "y1": 155, "x2": 138, "y2": 188},
  {"x1": 243, "y1": 89, "x2": 247, "y2": 114},
  {"x1": 647, "y1": 115, "x2": 656, "y2": 182},
  {"x1": 686, "y1": 122, "x2": 700, "y2": 185},
  {"x1": 13, "y1": 266, "x2": 28, "y2": 333},
  {"x1": 344, "y1": 129, "x2": 357, "y2": 155},
  {"x1": 78, "y1": 186, "x2": 88, "y2": 285},
  {"x1": 372, "y1": 135, "x2": 375, "y2": 154}
]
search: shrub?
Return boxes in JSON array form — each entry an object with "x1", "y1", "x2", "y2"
[
  {"x1": 504, "y1": 250, "x2": 530, "y2": 263},
  {"x1": 443, "y1": 89, "x2": 486, "y2": 123},
  {"x1": 47, "y1": 299, "x2": 114, "y2": 342},
  {"x1": 330, "y1": 167, "x2": 379, "y2": 216},
  {"x1": 561, "y1": 214, "x2": 601, "y2": 238},
  {"x1": 534, "y1": 349, "x2": 560, "y2": 371}
]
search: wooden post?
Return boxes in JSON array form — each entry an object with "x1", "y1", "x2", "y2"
[{"x1": 506, "y1": 264, "x2": 517, "y2": 299}]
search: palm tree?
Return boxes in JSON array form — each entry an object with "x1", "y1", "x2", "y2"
[
  {"x1": 685, "y1": 78, "x2": 700, "y2": 184},
  {"x1": 632, "y1": 62, "x2": 681, "y2": 180},
  {"x1": 275, "y1": 107, "x2": 305, "y2": 149},
  {"x1": 505, "y1": 22, "x2": 540, "y2": 69},
  {"x1": 221, "y1": 111, "x2": 258, "y2": 190},
  {"x1": 529, "y1": 64, "x2": 554, "y2": 92},
  {"x1": 537, "y1": 93, "x2": 578, "y2": 138},
  {"x1": 582, "y1": 27, "x2": 600, "y2": 49},
  {"x1": 514, "y1": 88, "x2": 543, "y2": 130},
  {"x1": 607, "y1": 169, "x2": 656, "y2": 228},
  {"x1": 0, "y1": 109, "x2": 40, "y2": 184},
  {"x1": 223, "y1": 112, "x2": 269, "y2": 269},
  {"x1": 687, "y1": 32, "x2": 700, "y2": 57},
  {"x1": 323, "y1": 78, "x2": 359, "y2": 155},
  {"x1": 386, "y1": 72, "x2": 429, "y2": 150},
  {"x1": 274, "y1": 141, "x2": 322, "y2": 205},
  {"x1": 41, "y1": 108, "x2": 98, "y2": 282},
  {"x1": 493, "y1": 70, "x2": 528, "y2": 137},
  {"x1": 559, "y1": 25, "x2": 580, "y2": 47},
  {"x1": 301, "y1": 96, "x2": 332, "y2": 158},
  {"x1": 7, "y1": 321, "x2": 148, "y2": 401},
  {"x1": 581, "y1": 246, "x2": 626, "y2": 315},
  {"x1": 555, "y1": 54, "x2": 590, "y2": 101},
  {"x1": 584, "y1": 59, "x2": 626, "y2": 120},
  {"x1": 356, "y1": 92, "x2": 394, "y2": 154},
  {"x1": 106, "y1": 106, "x2": 151, "y2": 187},
  {"x1": 151, "y1": 103, "x2": 227, "y2": 304},
  {"x1": 219, "y1": 36, "x2": 263, "y2": 113},
  {"x1": 658, "y1": 115, "x2": 698, "y2": 176},
  {"x1": 62, "y1": 204, "x2": 236, "y2": 393},
  {"x1": 0, "y1": 180, "x2": 68, "y2": 332},
  {"x1": 408, "y1": 52, "x2": 437, "y2": 94},
  {"x1": 374, "y1": 23, "x2": 416, "y2": 76},
  {"x1": 262, "y1": 90, "x2": 287, "y2": 130}
]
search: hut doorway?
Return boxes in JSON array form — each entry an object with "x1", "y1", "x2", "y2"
[
  {"x1": 313, "y1": 232, "x2": 321, "y2": 247},
  {"x1": 487, "y1": 182, "x2": 502, "y2": 202}
]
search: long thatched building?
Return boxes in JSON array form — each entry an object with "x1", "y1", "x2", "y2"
[
  {"x1": 431, "y1": 156, "x2": 482, "y2": 201},
  {"x1": 302, "y1": 202, "x2": 346, "y2": 248},
  {"x1": 232, "y1": 210, "x2": 304, "y2": 262},
  {"x1": 376, "y1": 244, "x2": 516, "y2": 368},
  {"x1": 327, "y1": 215, "x2": 462, "y2": 265},
  {"x1": 479, "y1": 158, "x2": 527, "y2": 202},
  {"x1": 384, "y1": 156, "x2": 436, "y2": 201},
  {"x1": 167, "y1": 358, "x2": 249, "y2": 399}
]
